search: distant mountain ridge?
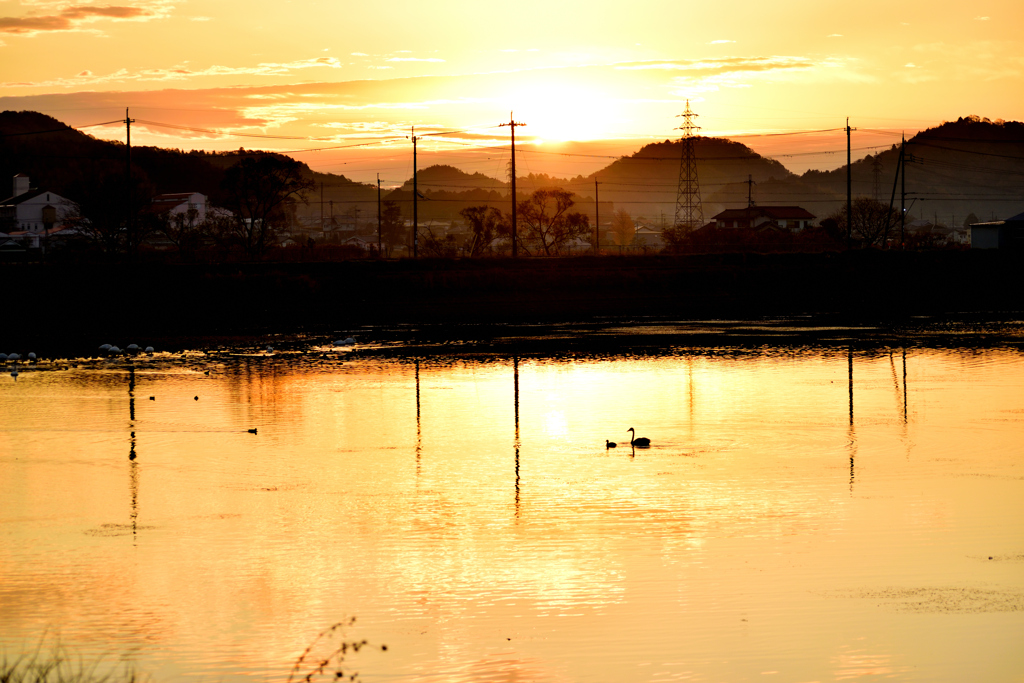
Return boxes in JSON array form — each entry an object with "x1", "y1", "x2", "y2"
[{"x1": 3, "y1": 111, "x2": 1022, "y2": 229}]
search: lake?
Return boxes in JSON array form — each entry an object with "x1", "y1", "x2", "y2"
[{"x1": 2, "y1": 322, "x2": 1023, "y2": 682}]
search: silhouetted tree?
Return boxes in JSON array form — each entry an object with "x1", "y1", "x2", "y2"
[
  {"x1": 610, "y1": 209, "x2": 634, "y2": 246},
  {"x1": 220, "y1": 155, "x2": 314, "y2": 259},
  {"x1": 421, "y1": 228, "x2": 459, "y2": 257},
  {"x1": 661, "y1": 224, "x2": 690, "y2": 254},
  {"x1": 826, "y1": 198, "x2": 901, "y2": 248},
  {"x1": 380, "y1": 200, "x2": 404, "y2": 255},
  {"x1": 510, "y1": 188, "x2": 589, "y2": 256},
  {"x1": 459, "y1": 205, "x2": 506, "y2": 257},
  {"x1": 159, "y1": 205, "x2": 212, "y2": 260},
  {"x1": 65, "y1": 164, "x2": 156, "y2": 259}
]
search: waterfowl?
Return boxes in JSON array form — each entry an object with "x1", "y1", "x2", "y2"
[
  {"x1": 627, "y1": 428, "x2": 651, "y2": 448},
  {"x1": 247, "y1": 428, "x2": 258, "y2": 434},
  {"x1": 606, "y1": 440, "x2": 617, "y2": 449}
]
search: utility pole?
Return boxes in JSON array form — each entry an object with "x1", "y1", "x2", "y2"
[
  {"x1": 594, "y1": 178, "x2": 600, "y2": 256},
  {"x1": 320, "y1": 181, "x2": 324, "y2": 230},
  {"x1": 377, "y1": 173, "x2": 382, "y2": 255},
  {"x1": 746, "y1": 174, "x2": 756, "y2": 207},
  {"x1": 871, "y1": 157, "x2": 883, "y2": 202},
  {"x1": 500, "y1": 112, "x2": 526, "y2": 257},
  {"x1": 412, "y1": 126, "x2": 418, "y2": 258},
  {"x1": 846, "y1": 117, "x2": 852, "y2": 249},
  {"x1": 885, "y1": 141, "x2": 903, "y2": 247},
  {"x1": 125, "y1": 107, "x2": 135, "y2": 257},
  {"x1": 900, "y1": 133, "x2": 906, "y2": 248}
]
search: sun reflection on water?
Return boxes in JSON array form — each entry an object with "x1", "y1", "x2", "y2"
[{"x1": 1, "y1": 340, "x2": 1023, "y2": 681}]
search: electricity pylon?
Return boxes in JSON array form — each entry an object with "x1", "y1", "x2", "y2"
[{"x1": 673, "y1": 100, "x2": 703, "y2": 230}]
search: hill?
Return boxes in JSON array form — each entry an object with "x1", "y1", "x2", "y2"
[
  {"x1": 0, "y1": 110, "x2": 379, "y2": 223},
  {"x1": 4, "y1": 111, "x2": 1021, "y2": 234},
  {"x1": 792, "y1": 116, "x2": 1024, "y2": 225}
]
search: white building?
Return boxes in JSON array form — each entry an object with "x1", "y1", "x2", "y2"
[
  {"x1": 0, "y1": 174, "x2": 74, "y2": 234},
  {"x1": 150, "y1": 192, "x2": 212, "y2": 222}
]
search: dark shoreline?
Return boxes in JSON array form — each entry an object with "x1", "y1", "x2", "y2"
[{"x1": 4, "y1": 251, "x2": 1023, "y2": 355}]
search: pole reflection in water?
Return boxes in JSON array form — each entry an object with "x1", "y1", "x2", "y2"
[
  {"x1": 127, "y1": 364, "x2": 139, "y2": 541},
  {"x1": 415, "y1": 359, "x2": 421, "y2": 477},
  {"x1": 848, "y1": 347, "x2": 856, "y2": 492},
  {"x1": 513, "y1": 356, "x2": 520, "y2": 518},
  {"x1": 129, "y1": 455, "x2": 139, "y2": 541},
  {"x1": 128, "y1": 364, "x2": 136, "y2": 423},
  {"x1": 902, "y1": 347, "x2": 908, "y2": 424}
]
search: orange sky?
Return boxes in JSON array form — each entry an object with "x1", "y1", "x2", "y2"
[{"x1": 2, "y1": 0, "x2": 1022, "y2": 183}]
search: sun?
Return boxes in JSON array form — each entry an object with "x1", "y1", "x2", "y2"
[{"x1": 506, "y1": 81, "x2": 619, "y2": 143}]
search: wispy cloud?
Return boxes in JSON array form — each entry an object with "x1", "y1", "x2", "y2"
[
  {"x1": 615, "y1": 56, "x2": 816, "y2": 74},
  {"x1": 827, "y1": 33, "x2": 843, "y2": 37},
  {"x1": 974, "y1": 15, "x2": 989, "y2": 20},
  {"x1": 0, "y1": 56, "x2": 343, "y2": 87},
  {"x1": 0, "y1": 1, "x2": 174, "y2": 35},
  {"x1": 386, "y1": 57, "x2": 445, "y2": 63}
]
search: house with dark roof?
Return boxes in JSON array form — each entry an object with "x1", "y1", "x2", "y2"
[
  {"x1": 713, "y1": 206, "x2": 815, "y2": 231},
  {"x1": 0, "y1": 174, "x2": 74, "y2": 236},
  {"x1": 148, "y1": 192, "x2": 215, "y2": 222},
  {"x1": 970, "y1": 212, "x2": 1024, "y2": 249}
]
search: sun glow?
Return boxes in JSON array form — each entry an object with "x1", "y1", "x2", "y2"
[{"x1": 508, "y1": 81, "x2": 621, "y2": 143}]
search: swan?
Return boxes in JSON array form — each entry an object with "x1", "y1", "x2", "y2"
[
  {"x1": 8, "y1": 353, "x2": 20, "y2": 361},
  {"x1": 99, "y1": 344, "x2": 112, "y2": 352},
  {"x1": 606, "y1": 440, "x2": 617, "y2": 448},
  {"x1": 28, "y1": 352, "x2": 37, "y2": 361},
  {"x1": 0, "y1": 353, "x2": 6, "y2": 362},
  {"x1": 627, "y1": 428, "x2": 651, "y2": 448},
  {"x1": 144, "y1": 346, "x2": 155, "y2": 354},
  {"x1": 127, "y1": 344, "x2": 139, "y2": 353}
]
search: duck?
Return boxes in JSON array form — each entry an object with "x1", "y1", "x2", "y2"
[
  {"x1": 627, "y1": 428, "x2": 651, "y2": 448},
  {"x1": 606, "y1": 440, "x2": 617, "y2": 449}
]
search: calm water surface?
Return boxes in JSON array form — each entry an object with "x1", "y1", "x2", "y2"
[{"x1": 2, "y1": 326, "x2": 1023, "y2": 682}]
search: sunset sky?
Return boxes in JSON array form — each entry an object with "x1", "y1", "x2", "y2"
[{"x1": 2, "y1": 0, "x2": 1022, "y2": 183}]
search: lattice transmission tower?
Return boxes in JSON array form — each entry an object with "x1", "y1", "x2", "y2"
[{"x1": 673, "y1": 100, "x2": 704, "y2": 230}]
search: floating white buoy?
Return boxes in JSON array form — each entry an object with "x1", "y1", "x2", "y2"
[{"x1": 144, "y1": 346, "x2": 154, "y2": 354}]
